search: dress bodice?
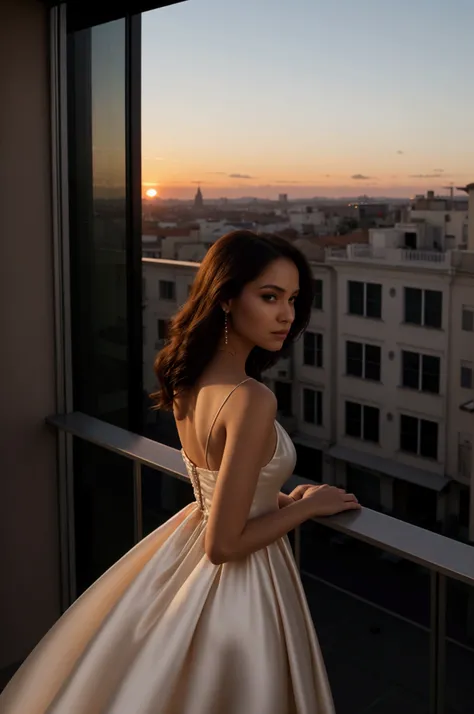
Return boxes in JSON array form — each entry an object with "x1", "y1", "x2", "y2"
[{"x1": 181, "y1": 420, "x2": 297, "y2": 519}]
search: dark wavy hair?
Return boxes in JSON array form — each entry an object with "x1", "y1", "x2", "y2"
[{"x1": 151, "y1": 230, "x2": 314, "y2": 410}]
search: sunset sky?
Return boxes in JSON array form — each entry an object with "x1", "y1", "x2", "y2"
[{"x1": 142, "y1": 0, "x2": 474, "y2": 200}]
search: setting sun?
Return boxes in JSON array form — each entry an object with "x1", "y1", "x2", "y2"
[{"x1": 145, "y1": 188, "x2": 157, "y2": 198}]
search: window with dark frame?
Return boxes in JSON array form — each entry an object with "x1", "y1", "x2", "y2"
[
  {"x1": 462, "y1": 307, "x2": 474, "y2": 332},
  {"x1": 404, "y1": 287, "x2": 442, "y2": 328},
  {"x1": 275, "y1": 381, "x2": 292, "y2": 417},
  {"x1": 346, "y1": 341, "x2": 381, "y2": 381},
  {"x1": 461, "y1": 362, "x2": 473, "y2": 389},
  {"x1": 312, "y1": 279, "x2": 323, "y2": 310},
  {"x1": 159, "y1": 280, "x2": 175, "y2": 301},
  {"x1": 348, "y1": 280, "x2": 382, "y2": 319},
  {"x1": 303, "y1": 388, "x2": 323, "y2": 425},
  {"x1": 345, "y1": 401, "x2": 380, "y2": 443},
  {"x1": 401, "y1": 350, "x2": 440, "y2": 394},
  {"x1": 157, "y1": 319, "x2": 168, "y2": 340},
  {"x1": 303, "y1": 332, "x2": 323, "y2": 367},
  {"x1": 400, "y1": 414, "x2": 438, "y2": 459}
]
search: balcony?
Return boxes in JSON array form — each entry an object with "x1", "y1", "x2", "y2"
[
  {"x1": 47, "y1": 411, "x2": 474, "y2": 714},
  {"x1": 326, "y1": 244, "x2": 453, "y2": 269}
]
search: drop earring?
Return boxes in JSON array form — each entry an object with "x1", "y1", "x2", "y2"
[{"x1": 224, "y1": 311, "x2": 229, "y2": 345}]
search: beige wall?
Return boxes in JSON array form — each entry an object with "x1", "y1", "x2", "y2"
[
  {"x1": 446, "y1": 275, "x2": 474, "y2": 480},
  {"x1": 0, "y1": 0, "x2": 61, "y2": 672},
  {"x1": 332, "y1": 265, "x2": 450, "y2": 478}
]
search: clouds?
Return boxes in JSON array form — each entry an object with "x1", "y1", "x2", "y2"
[
  {"x1": 396, "y1": 150, "x2": 404, "y2": 155},
  {"x1": 409, "y1": 172, "x2": 445, "y2": 179},
  {"x1": 275, "y1": 179, "x2": 302, "y2": 184},
  {"x1": 351, "y1": 173, "x2": 373, "y2": 180},
  {"x1": 206, "y1": 171, "x2": 256, "y2": 179}
]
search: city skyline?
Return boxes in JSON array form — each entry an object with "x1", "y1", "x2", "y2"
[{"x1": 142, "y1": 0, "x2": 474, "y2": 200}]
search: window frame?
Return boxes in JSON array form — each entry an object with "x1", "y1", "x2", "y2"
[
  {"x1": 462, "y1": 306, "x2": 474, "y2": 332},
  {"x1": 303, "y1": 331, "x2": 323, "y2": 368},
  {"x1": 404, "y1": 287, "x2": 442, "y2": 329},
  {"x1": 303, "y1": 387, "x2": 323, "y2": 425},
  {"x1": 345, "y1": 400, "x2": 380, "y2": 443},
  {"x1": 348, "y1": 280, "x2": 382, "y2": 319},
  {"x1": 399, "y1": 414, "x2": 439, "y2": 460},
  {"x1": 401, "y1": 350, "x2": 440, "y2": 394},
  {"x1": 346, "y1": 340, "x2": 381, "y2": 381},
  {"x1": 460, "y1": 361, "x2": 473, "y2": 389},
  {"x1": 312, "y1": 278, "x2": 323, "y2": 310},
  {"x1": 159, "y1": 279, "x2": 176, "y2": 301},
  {"x1": 275, "y1": 380, "x2": 293, "y2": 417}
]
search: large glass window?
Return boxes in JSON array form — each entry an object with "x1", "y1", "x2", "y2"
[
  {"x1": 348, "y1": 281, "x2": 382, "y2": 319},
  {"x1": 68, "y1": 16, "x2": 142, "y2": 592},
  {"x1": 345, "y1": 401, "x2": 380, "y2": 443},
  {"x1": 303, "y1": 331, "x2": 323, "y2": 367},
  {"x1": 404, "y1": 288, "x2": 442, "y2": 328},
  {"x1": 346, "y1": 341, "x2": 381, "y2": 381},
  {"x1": 400, "y1": 415, "x2": 438, "y2": 460},
  {"x1": 401, "y1": 350, "x2": 440, "y2": 394}
]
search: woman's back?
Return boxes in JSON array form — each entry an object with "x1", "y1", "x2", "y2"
[{"x1": 173, "y1": 376, "x2": 277, "y2": 472}]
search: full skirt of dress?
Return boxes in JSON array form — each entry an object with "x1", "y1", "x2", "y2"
[{"x1": 0, "y1": 504, "x2": 335, "y2": 714}]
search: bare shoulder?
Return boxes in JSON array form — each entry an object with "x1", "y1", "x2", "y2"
[
  {"x1": 221, "y1": 378, "x2": 277, "y2": 431},
  {"x1": 232, "y1": 378, "x2": 276, "y2": 410}
]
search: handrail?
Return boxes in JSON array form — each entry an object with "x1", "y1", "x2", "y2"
[{"x1": 47, "y1": 411, "x2": 474, "y2": 588}]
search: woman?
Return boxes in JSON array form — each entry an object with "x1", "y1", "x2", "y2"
[{"x1": 0, "y1": 230, "x2": 360, "y2": 714}]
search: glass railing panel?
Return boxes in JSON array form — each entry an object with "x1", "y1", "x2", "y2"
[{"x1": 300, "y1": 520, "x2": 430, "y2": 712}]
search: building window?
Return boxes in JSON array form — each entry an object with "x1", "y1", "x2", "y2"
[
  {"x1": 303, "y1": 332, "x2": 323, "y2": 367},
  {"x1": 458, "y1": 437, "x2": 472, "y2": 480},
  {"x1": 275, "y1": 381, "x2": 292, "y2": 417},
  {"x1": 400, "y1": 415, "x2": 438, "y2": 459},
  {"x1": 159, "y1": 280, "x2": 175, "y2": 301},
  {"x1": 401, "y1": 351, "x2": 440, "y2": 394},
  {"x1": 303, "y1": 388, "x2": 323, "y2": 425},
  {"x1": 346, "y1": 341, "x2": 381, "y2": 381},
  {"x1": 460, "y1": 361, "x2": 473, "y2": 389},
  {"x1": 348, "y1": 281, "x2": 382, "y2": 319},
  {"x1": 404, "y1": 288, "x2": 442, "y2": 328},
  {"x1": 345, "y1": 401, "x2": 380, "y2": 443},
  {"x1": 462, "y1": 307, "x2": 474, "y2": 332},
  {"x1": 312, "y1": 279, "x2": 323, "y2": 310},
  {"x1": 157, "y1": 319, "x2": 168, "y2": 340}
]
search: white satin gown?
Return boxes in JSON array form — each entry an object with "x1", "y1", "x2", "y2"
[{"x1": 0, "y1": 397, "x2": 335, "y2": 713}]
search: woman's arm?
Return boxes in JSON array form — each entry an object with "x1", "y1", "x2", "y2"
[{"x1": 204, "y1": 381, "x2": 359, "y2": 565}]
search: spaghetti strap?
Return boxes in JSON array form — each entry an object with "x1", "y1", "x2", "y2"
[{"x1": 204, "y1": 377, "x2": 253, "y2": 469}]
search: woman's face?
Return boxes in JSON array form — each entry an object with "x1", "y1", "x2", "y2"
[{"x1": 228, "y1": 257, "x2": 300, "y2": 352}]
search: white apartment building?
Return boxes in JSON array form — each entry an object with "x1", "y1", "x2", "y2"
[
  {"x1": 142, "y1": 258, "x2": 198, "y2": 396},
  {"x1": 408, "y1": 190, "x2": 469, "y2": 250},
  {"x1": 142, "y1": 234, "x2": 474, "y2": 539},
  {"x1": 288, "y1": 205, "x2": 325, "y2": 233}
]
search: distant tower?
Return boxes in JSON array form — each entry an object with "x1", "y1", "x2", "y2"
[
  {"x1": 457, "y1": 183, "x2": 474, "y2": 250},
  {"x1": 194, "y1": 186, "x2": 204, "y2": 209}
]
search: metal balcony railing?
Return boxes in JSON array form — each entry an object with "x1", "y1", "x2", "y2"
[{"x1": 47, "y1": 411, "x2": 474, "y2": 714}]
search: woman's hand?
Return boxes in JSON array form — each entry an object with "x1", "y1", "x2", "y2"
[
  {"x1": 300, "y1": 484, "x2": 361, "y2": 517},
  {"x1": 288, "y1": 484, "x2": 316, "y2": 502}
]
